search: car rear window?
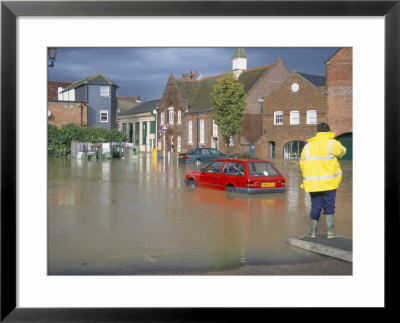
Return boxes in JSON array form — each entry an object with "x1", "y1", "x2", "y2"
[{"x1": 249, "y1": 162, "x2": 280, "y2": 177}]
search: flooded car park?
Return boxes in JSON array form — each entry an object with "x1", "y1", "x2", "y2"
[{"x1": 48, "y1": 155, "x2": 352, "y2": 275}]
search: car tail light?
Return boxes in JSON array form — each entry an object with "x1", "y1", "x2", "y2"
[
  {"x1": 276, "y1": 179, "x2": 285, "y2": 187},
  {"x1": 183, "y1": 154, "x2": 189, "y2": 159}
]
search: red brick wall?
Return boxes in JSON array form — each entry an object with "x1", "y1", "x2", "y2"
[
  {"x1": 326, "y1": 48, "x2": 352, "y2": 136},
  {"x1": 239, "y1": 58, "x2": 291, "y2": 151},
  {"x1": 157, "y1": 76, "x2": 187, "y2": 152},
  {"x1": 48, "y1": 102, "x2": 88, "y2": 127},
  {"x1": 158, "y1": 59, "x2": 291, "y2": 154},
  {"x1": 260, "y1": 73, "x2": 328, "y2": 159},
  {"x1": 184, "y1": 112, "x2": 220, "y2": 151}
]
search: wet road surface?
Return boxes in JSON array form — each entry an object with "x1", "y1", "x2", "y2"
[{"x1": 48, "y1": 156, "x2": 352, "y2": 275}]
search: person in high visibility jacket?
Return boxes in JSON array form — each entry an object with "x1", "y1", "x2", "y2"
[{"x1": 299, "y1": 123, "x2": 347, "y2": 238}]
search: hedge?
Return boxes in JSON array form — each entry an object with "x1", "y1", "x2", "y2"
[{"x1": 48, "y1": 123, "x2": 127, "y2": 157}]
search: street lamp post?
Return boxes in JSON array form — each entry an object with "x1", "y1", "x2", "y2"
[
  {"x1": 160, "y1": 123, "x2": 167, "y2": 158},
  {"x1": 152, "y1": 108, "x2": 158, "y2": 150},
  {"x1": 163, "y1": 126, "x2": 166, "y2": 158},
  {"x1": 48, "y1": 48, "x2": 58, "y2": 68}
]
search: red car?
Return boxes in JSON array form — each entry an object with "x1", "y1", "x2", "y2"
[{"x1": 184, "y1": 158, "x2": 286, "y2": 194}]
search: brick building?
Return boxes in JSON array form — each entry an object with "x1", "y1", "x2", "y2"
[
  {"x1": 48, "y1": 101, "x2": 88, "y2": 127},
  {"x1": 48, "y1": 73, "x2": 119, "y2": 130},
  {"x1": 157, "y1": 49, "x2": 291, "y2": 154},
  {"x1": 48, "y1": 81, "x2": 88, "y2": 126},
  {"x1": 48, "y1": 74, "x2": 119, "y2": 130},
  {"x1": 259, "y1": 47, "x2": 353, "y2": 160},
  {"x1": 260, "y1": 72, "x2": 328, "y2": 159},
  {"x1": 326, "y1": 48, "x2": 353, "y2": 159}
]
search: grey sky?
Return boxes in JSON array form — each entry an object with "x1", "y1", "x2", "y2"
[{"x1": 48, "y1": 47, "x2": 339, "y2": 101}]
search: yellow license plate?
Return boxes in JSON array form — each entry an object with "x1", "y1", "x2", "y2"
[{"x1": 261, "y1": 182, "x2": 275, "y2": 188}]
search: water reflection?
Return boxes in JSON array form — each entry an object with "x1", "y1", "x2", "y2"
[{"x1": 48, "y1": 156, "x2": 352, "y2": 275}]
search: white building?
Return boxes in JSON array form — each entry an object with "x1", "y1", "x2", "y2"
[{"x1": 119, "y1": 99, "x2": 159, "y2": 152}]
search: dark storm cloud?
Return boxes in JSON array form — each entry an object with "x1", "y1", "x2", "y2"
[{"x1": 48, "y1": 47, "x2": 339, "y2": 101}]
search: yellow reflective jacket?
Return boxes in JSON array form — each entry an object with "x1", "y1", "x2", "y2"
[{"x1": 299, "y1": 132, "x2": 346, "y2": 192}]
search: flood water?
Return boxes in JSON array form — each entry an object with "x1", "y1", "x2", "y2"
[{"x1": 48, "y1": 155, "x2": 352, "y2": 275}]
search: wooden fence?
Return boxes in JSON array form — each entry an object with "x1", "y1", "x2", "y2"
[{"x1": 71, "y1": 142, "x2": 91, "y2": 158}]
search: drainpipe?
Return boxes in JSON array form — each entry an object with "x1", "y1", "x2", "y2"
[{"x1": 196, "y1": 113, "x2": 199, "y2": 148}]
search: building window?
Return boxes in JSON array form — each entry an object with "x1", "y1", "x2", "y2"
[
  {"x1": 178, "y1": 110, "x2": 181, "y2": 124},
  {"x1": 169, "y1": 108, "x2": 174, "y2": 124},
  {"x1": 100, "y1": 110, "x2": 108, "y2": 123},
  {"x1": 101, "y1": 86, "x2": 109, "y2": 97},
  {"x1": 134, "y1": 122, "x2": 139, "y2": 144},
  {"x1": 150, "y1": 121, "x2": 156, "y2": 134},
  {"x1": 290, "y1": 111, "x2": 300, "y2": 125},
  {"x1": 188, "y1": 120, "x2": 193, "y2": 144},
  {"x1": 129, "y1": 123, "x2": 134, "y2": 143},
  {"x1": 307, "y1": 110, "x2": 317, "y2": 124},
  {"x1": 177, "y1": 135, "x2": 181, "y2": 152},
  {"x1": 122, "y1": 123, "x2": 127, "y2": 135},
  {"x1": 160, "y1": 112, "x2": 165, "y2": 125},
  {"x1": 142, "y1": 122, "x2": 148, "y2": 145},
  {"x1": 213, "y1": 120, "x2": 218, "y2": 137},
  {"x1": 200, "y1": 119, "x2": 205, "y2": 144},
  {"x1": 274, "y1": 111, "x2": 284, "y2": 125}
]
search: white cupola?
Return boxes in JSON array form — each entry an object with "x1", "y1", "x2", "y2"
[{"x1": 231, "y1": 48, "x2": 248, "y2": 78}]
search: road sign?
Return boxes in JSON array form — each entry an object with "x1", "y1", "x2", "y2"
[{"x1": 161, "y1": 124, "x2": 168, "y2": 130}]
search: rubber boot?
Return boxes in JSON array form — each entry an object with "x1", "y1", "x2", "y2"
[
  {"x1": 310, "y1": 220, "x2": 318, "y2": 238},
  {"x1": 325, "y1": 214, "x2": 342, "y2": 238}
]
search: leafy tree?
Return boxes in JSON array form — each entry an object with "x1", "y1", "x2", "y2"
[{"x1": 211, "y1": 72, "x2": 247, "y2": 154}]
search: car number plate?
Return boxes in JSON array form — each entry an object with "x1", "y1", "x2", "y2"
[
  {"x1": 261, "y1": 182, "x2": 275, "y2": 188},
  {"x1": 179, "y1": 156, "x2": 183, "y2": 158}
]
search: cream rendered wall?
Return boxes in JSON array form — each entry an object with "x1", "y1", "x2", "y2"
[
  {"x1": 57, "y1": 88, "x2": 75, "y2": 101},
  {"x1": 120, "y1": 113, "x2": 156, "y2": 152}
]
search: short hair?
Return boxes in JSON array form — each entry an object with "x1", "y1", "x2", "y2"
[{"x1": 317, "y1": 122, "x2": 330, "y2": 132}]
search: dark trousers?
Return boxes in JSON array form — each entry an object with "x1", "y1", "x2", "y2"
[{"x1": 309, "y1": 190, "x2": 336, "y2": 220}]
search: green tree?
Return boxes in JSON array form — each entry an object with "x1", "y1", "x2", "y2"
[{"x1": 211, "y1": 72, "x2": 247, "y2": 154}]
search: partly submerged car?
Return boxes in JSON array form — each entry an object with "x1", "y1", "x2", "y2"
[
  {"x1": 184, "y1": 158, "x2": 286, "y2": 194},
  {"x1": 178, "y1": 148, "x2": 235, "y2": 166}
]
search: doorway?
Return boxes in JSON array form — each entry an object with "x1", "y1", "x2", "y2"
[
  {"x1": 269, "y1": 141, "x2": 275, "y2": 158},
  {"x1": 283, "y1": 140, "x2": 306, "y2": 159},
  {"x1": 336, "y1": 133, "x2": 352, "y2": 160}
]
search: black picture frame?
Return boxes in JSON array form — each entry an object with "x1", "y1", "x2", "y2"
[{"x1": 1, "y1": 1, "x2": 398, "y2": 321}]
